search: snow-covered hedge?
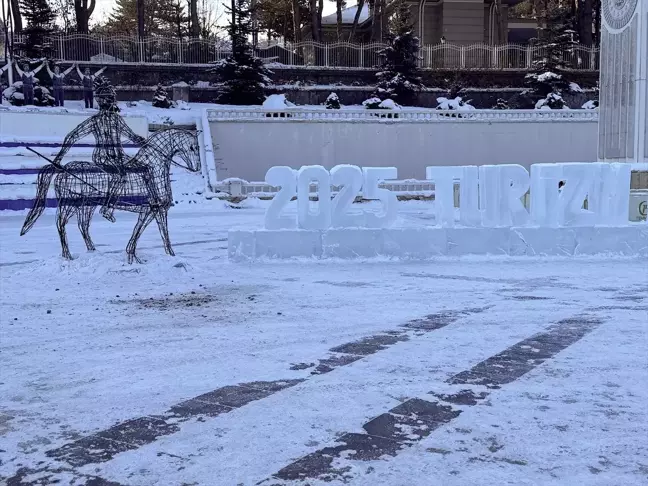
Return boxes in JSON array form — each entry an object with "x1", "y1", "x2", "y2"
[{"x1": 2, "y1": 80, "x2": 54, "y2": 107}]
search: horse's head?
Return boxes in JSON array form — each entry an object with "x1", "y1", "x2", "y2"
[
  {"x1": 147, "y1": 128, "x2": 201, "y2": 174},
  {"x1": 170, "y1": 129, "x2": 201, "y2": 174}
]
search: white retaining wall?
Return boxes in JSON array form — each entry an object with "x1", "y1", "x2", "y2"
[
  {"x1": 0, "y1": 108, "x2": 149, "y2": 141},
  {"x1": 0, "y1": 108, "x2": 150, "y2": 210},
  {"x1": 208, "y1": 109, "x2": 599, "y2": 182}
]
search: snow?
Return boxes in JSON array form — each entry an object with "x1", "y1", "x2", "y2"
[
  {"x1": 379, "y1": 99, "x2": 401, "y2": 110},
  {"x1": 1, "y1": 202, "x2": 647, "y2": 485},
  {"x1": 436, "y1": 96, "x2": 475, "y2": 111},
  {"x1": 569, "y1": 82, "x2": 584, "y2": 93},
  {"x1": 262, "y1": 94, "x2": 295, "y2": 109},
  {"x1": 536, "y1": 71, "x2": 562, "y2": 82}
]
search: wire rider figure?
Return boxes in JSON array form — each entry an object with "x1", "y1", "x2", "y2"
[
  {"x1": 77, "y1": 65, "x2": 107, "y2": 109},
  {"x1": 51, "y1": 82, "x2": 148, "y2": 222},
  {"x1": 15, "y1": 61, "x2": 45, "y2": 105},
  {"x1": 45, "y1": 63, "x2": 76, "y2": 107}
]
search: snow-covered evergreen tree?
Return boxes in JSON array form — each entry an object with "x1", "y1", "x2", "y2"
[
  {"x1": 374, "y1": 1, "x2": 422, "y2": 106},
  {"x1": 152, "y1": 84, "x2": 174, "y2": 108},
  {"x1": 325, "y1": 92, "x2": 340, "y2": 109},
  {"x1": 210, "y1": 0, "x2": 272, "y2": 105},
  {"x1": 524, "y1": 4, "x2": 578, "y2": 109},
  {"x1": 19, "y1": 0, "x2": 55, "y2": 59},
  {"x1": 492, "y1": 98, "x2": 509, "y2": 110}
]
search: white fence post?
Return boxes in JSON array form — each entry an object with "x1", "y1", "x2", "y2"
[
  {"x1": 58, "y1": 35, "x2": 65, "y2": 61},
  {"x1": 590, "y1": 47, "x2": 596, "y2": 70},
  {"x1": 178, "y1": 39, "x2": 183, "y2": 64},
  {"x1": 359, "y1": 43, "x2": 364, "y2": 67},
  {"x1": 526, "y1": 46, "x2": 532, "y2": 68},
  {"x1": 460, "y1": 45, "x2": 466, "y2": 69}
]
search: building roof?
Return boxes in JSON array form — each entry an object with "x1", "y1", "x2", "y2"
[{"x1": 321, "y1": 4, "x2": 369, "y2": 25}]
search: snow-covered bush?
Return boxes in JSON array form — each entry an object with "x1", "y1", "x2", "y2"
[
  {"x1": 152, "y1": 84, "x2": 174, "y2": 109},
  {"x1": 325, "y1": 92, "x2": 340, "y2": 109},
  {"x1": 436, "y1": 96, "x2": 474, "y2": 111},
  {"x1": 2, "y1": 80, "x2": 54, "y2": 107},
  {"x1": 176, "y1": 100, "x2": 191, "y2": 110},
  {"x1": 362, "y1": 97, "x2": 400, "y2": 118},
  {"x1": 362, "y1": 97, "x2": 383, "y2": 110},
  {"x1": 535, "y1": 92, "x2": 570, "y2": 110},
  {"x1": 374, "y1": 2, "x2": 423, "y2": 106},
  {"x1": 492, "y1": 98, "x2": 510, "y2": 110},
  {"x1": 263, "y1": 94, "x2": 294, "y2": 117}
]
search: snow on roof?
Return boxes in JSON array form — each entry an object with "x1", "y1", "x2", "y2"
[{"x1": 321, "y1": 4, "x2": 369, "y2": 25}]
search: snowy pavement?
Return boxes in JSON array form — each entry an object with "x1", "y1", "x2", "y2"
[{"x1": 1, "y1": 202, "x2": 647, "y2": 486}]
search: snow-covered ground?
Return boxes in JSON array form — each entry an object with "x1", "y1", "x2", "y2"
[{"x1": 1, "y1": 201, "x2": 646, "y2": 486}]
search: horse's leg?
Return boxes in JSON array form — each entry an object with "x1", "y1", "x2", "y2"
[
  {"x1": 154, "y1": 207, "x2": 175, "y2": 256},
  {"x1": 126, "y1": 209, "x2": 156, "y2": 264},
  {"x1": 56, "y1": 204, "x2": 76, "y2": 260},
  {"x1": 77, "y1": 204, "x2": 97, "y2": 251}
]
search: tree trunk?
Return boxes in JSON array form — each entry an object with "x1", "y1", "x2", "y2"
[
  {"x1": 189, "y1": 0, "x2": 200, "y2": 37},
  {"x1": 348, "y1": 0, "x2": 365, "y2": 41},
  {"x1": 310, "y1": 0, "x2": 320, "y2": 41},
  {"x1": 137, "y1": 0, "x2": 145, "y2": 37},
  {"x1": 317, "y1": 0, "x2": 323, "y2": 39},
  {"x1": 580, "y1": 0, "x2": 593, "y2": 45},
  {"x1": 292, "y1": 0, "x2": 303, "y2": 43},
  {"x1": 74, "y1": 0, "x2": 95, "y2": 33},
  {"x1": 592, "y1": 0, "x2": 600, "y2": 45},
  {"x1": 9, "y1": 0, "x2": 22, "y2": 32},
  {"x1": 336, "y1": 0, "x2": 343, "y2": 40},
  {"x1": 495, "y1": 0, "x2": 504, "y2": 44},
  {"x1": 371, "y1": 0, "x2": 381, "y2": 41}
]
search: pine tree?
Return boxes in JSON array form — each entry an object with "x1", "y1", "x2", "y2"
[
  {"x1": 524, "y1": 3, "x2": 579, "y2": 109},
  {"x1": 325, "y1": 92, "x2": 340, "y2": 109},
  {"x1": 374, "y1": 1, "x2": 422, "y2": 106},
  {"x1": 210, "y1": 0, "x2": 272, "y2": 105},
  {"x1": 19, "y1": 0, "x2": 55, "y2": 59},
  {"x1": 105, "y1": 0, "x2": 189, "y2": 36},
  {"x1": 153, "y1": 84, "x2": 173, "y2": 108}
]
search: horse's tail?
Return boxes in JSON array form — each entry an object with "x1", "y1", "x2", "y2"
[{"x1": 21, "y1": 164, "x2": 58, "y2": 236}]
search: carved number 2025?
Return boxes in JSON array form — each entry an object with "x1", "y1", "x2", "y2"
[{"x1": 264, "y1": 165, "x2": 398, "y2": 230}]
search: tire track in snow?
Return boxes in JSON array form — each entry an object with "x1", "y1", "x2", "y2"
[
  {"x1": 264, "y1": 315, "x2": 603, "y2": 484},
  {"x1": 16, "y1": 305, "x2": 491, "y2": 479}
]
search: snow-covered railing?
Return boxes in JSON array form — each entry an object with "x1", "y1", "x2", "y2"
[
  {"x1": 5, "y1": 34, "x2": 600, "y2": 70},
  {"x1": 207, "y1": 108, "x2": 600, "y2": 123}
]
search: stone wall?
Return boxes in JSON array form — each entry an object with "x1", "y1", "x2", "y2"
[
  {"x1": 22, "y1": 63, "x2": 597, "y2": 109},
  {"x1": 59, "y1": 85, "x2": 591, "y2": 109},
  {"x1": 71, "y1": 63, "x2": 598, "y2": 89}
]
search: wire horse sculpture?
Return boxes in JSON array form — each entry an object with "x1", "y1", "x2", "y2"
[{"x1": 21, "y1": 127, "x2": 201, "y2": 264}]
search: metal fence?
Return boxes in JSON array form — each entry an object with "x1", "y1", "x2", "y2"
[{"x1": 2, "y1": 34, "x2": 600, "y2": 70}]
